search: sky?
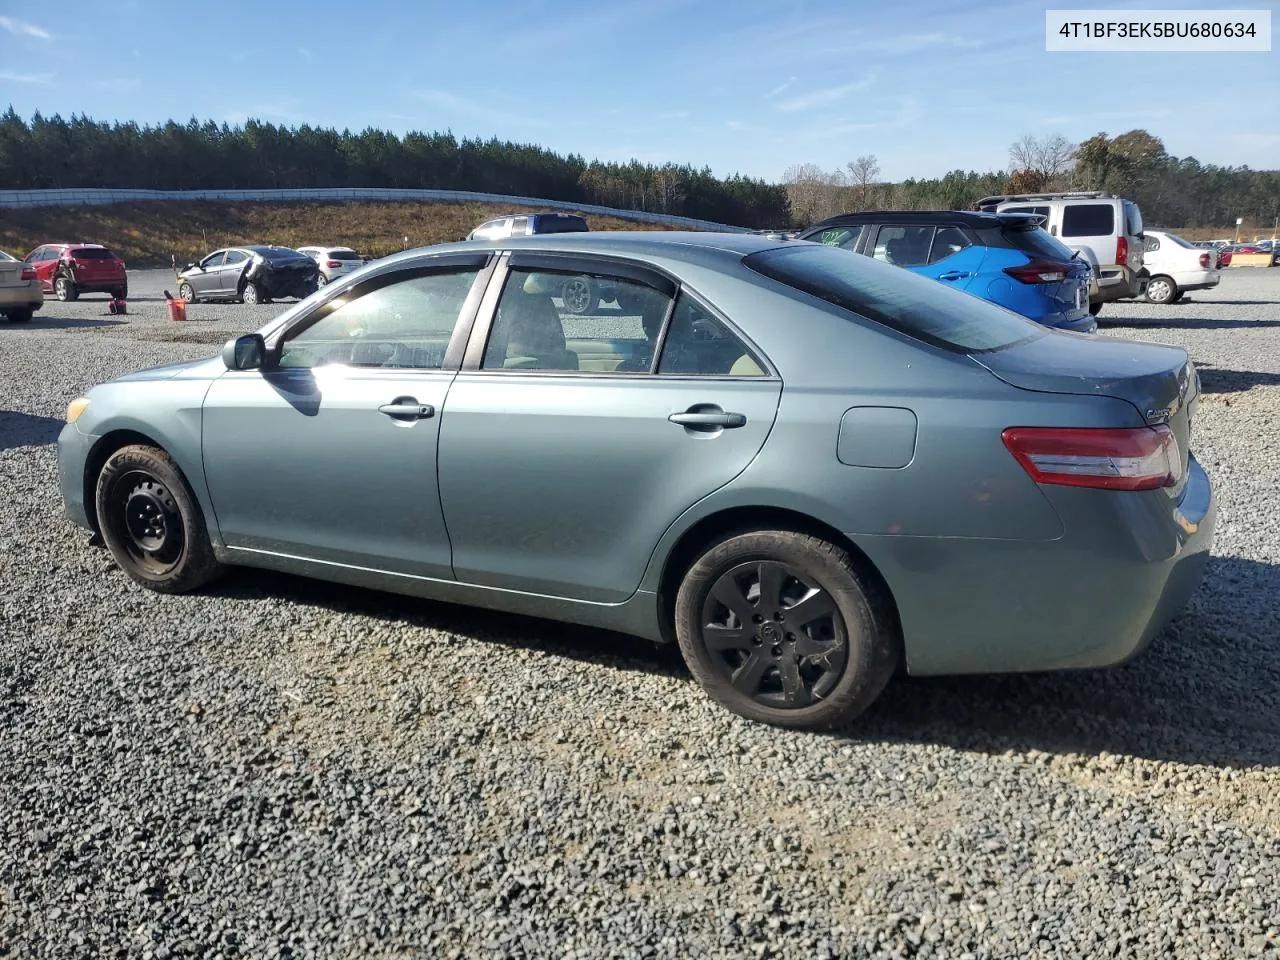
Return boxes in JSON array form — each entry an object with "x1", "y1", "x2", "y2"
[{"x1": 1, "y1": 0, "x2": 1276, "y2": 182}]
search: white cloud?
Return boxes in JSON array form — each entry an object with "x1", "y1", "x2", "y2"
[
  {"x1": 0, "y1": 16, "x2": 50, "y2": 39},
  {"x1": 775, "y1": 76, "x2": 876, "y2": 113},
  {"x1": 0, "y1": 70, "x2": 53, "y2": 84},
  {"x1": 413, "y1": 89, "x2": 541, "y2": 127},
  {"x1": 868, "y1": 32, "x2": 982, "y2": 54},
  {"x1": 766, "y1": 77, "x2": 797, "y2": 99}
]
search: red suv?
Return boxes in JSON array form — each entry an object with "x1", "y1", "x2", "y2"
[{"x1": 24, "y1": 243, "x2": 128, "y2": 301}]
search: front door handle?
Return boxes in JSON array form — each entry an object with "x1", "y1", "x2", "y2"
[
  {"x1": 378, "y1": 398, "x2": 435, "y2": 421},
  {"x1": 938, "y1": 271, "x2": 970, "y2": 282},
  {"x1": 669, "y1": 409, "x2": 747, "y2": 429}
]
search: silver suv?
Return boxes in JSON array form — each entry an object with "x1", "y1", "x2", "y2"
[{"x1": 975, "y1": 192, "x2": 1146, "y2": 315}]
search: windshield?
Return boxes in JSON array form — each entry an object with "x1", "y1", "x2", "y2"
[{"x1": 745, "y1": 244, "x2": 1041, "y2": 353}]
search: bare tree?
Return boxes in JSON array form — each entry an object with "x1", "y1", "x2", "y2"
[
  {"x1": 845, "y1": 154, "x2": 881, "y2": 210},
  {"x1": 1009, "y1": 134, "x2": 1076, "y2": 188},
  {"x1": 784, "y1": 163, "x2": 845, "y2": 225}
]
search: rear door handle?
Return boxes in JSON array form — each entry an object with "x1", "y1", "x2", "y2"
[
  {"x1": 669, "y1": 410, "x2": 747, "y2": 429},
  {"x1": 938, "y1": 271, "x2": 971, "y2": 282},
  {"x1": 378, "y1": 398, "x2": 435, "y2": 421}
]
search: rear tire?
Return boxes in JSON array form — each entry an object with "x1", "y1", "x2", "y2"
[
  {"x1": 1145, "y1": 275, "x2": 1178, "y2": 305},
  {"x1": 94, "y1": 444, "x2": 223, "y2": 594},
  {"x1": 55, "y1": 277, "x2": 79, "y2": 302},
  {"x1": 1088, "y1": 301, "x2": 1103, "y2": 317},
  {"x1": 241, "y1": 282, "x2": 263, "y2": 305},
  {"x1": 674, "y1": 530, "x2": 898, "y2": 730},
  {"x1": 5, "y1": 309, "x2": 33, "y2": 323},
  {"x1": 317, "y1": 273, "x2": 329, "y2": 287}
]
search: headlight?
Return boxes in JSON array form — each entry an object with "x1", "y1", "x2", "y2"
[{"x1": 66, "y1": 397, "x2": 90, "y2": 423}]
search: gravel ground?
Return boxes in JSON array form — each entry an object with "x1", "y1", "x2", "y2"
[{"x1": 2, "y1": 268, "x2": 1278, "y2": 959}]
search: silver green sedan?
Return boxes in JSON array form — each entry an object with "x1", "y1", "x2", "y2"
[{"x1": 57, "y1": 232, "x2": 1215, "y2": 729}]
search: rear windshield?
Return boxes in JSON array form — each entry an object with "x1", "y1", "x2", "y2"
[
  {"x1": 330, "y1": 250, "x2": 362, "y2": 260},
  {"x1": 0, "y1": 250, "x2": 16, "y2": 262},
  {"x1": 1124, "y1": 201, "x2": 1143, "y2": 237},
  {"x1": 246, "y1": 246, "x2": 307, "y2": 262},
  {"x1": 1061, "y1": 204, "x2": 1115, "y2": 237},
  {"x1": 1003, "y1": 226, "x2": 1077, "y2": 261},
  {"x1": 533, "y1": 215, "x2": 589, "y2": 234},
  {"x1": 744, "y1": 244, "x2": 1041, "y2": 353},
  {"x1": 1166, "y1": 232, "x2": 1195, "y2": 249},
  {"x1": 71, "y1": 247, "x2": 116, "y2": 259}
]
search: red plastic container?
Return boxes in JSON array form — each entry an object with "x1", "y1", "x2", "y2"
[{"x1": 167, "y1": 298, "x2": 187, "y2": 322}]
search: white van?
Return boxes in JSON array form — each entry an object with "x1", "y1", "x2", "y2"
[{"x1": 974, "y1": 192, "x2": 1146, "y2": 315}]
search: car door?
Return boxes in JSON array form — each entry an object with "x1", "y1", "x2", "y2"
[
  {"x1": 220, "y1": 249, "x2": 250, "y2": 296},
  {"x1": 201, "y1": 254, "x2": 493, "y2": 578},
  {"x1": 436, "y1": 253, "x2": 783, "y2": 603},
  {"x1": 192, "y1": 251, "x2": 225, "y2": 295},
  {"x1": 914, "y1": 225, "x2": 983, "y2": 293},
  {"x1": 26, "y1": 247, "x2": 54, "y2": 291}
]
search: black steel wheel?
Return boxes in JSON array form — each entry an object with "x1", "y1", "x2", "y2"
[
  {"x1": 95, "y1": 444, "x2": 222, "y2": 593},
  {"x1": 675, "y1": 530, "x2": 897, "y2": 729}
]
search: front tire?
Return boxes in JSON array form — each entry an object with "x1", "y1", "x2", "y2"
[
  {"x1": 1145, "y1": 275, "x2": 1178, "y2": 305},
  {"x1": 94, "y1": 444, "x2": 223, "y2": 594},
  {"x1": 1088, "y1": 301, "x2": 1103, "y2": 317},
  {"x1": 674, "y1": 530, "x2": 898, "y2": 730},
  {"x1": 316, "y1": 273, "x2": 329, "y2": 287},
  {"x1": 55, "y1": 276, "x2": 79, "y2": 302},
  {"x1": 178, "y1": 281, "x2": 197, "y2": 304}
]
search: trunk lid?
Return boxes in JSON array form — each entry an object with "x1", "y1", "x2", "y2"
[
  {"x1": 0, "y1": 259, "x2": 25, "y2": 287},
  {"x1": 972, "y1": 334, "x2": 1197, "y2": 479}
]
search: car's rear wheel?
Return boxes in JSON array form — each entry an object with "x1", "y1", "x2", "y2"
[
  {"x1": 178, "y1": 281, "x2": 196, "y2": 304},
  {"x1": 1146, "y1": 275, "x2": 1178, "y2": 305},
  {"x1": 317, "y1": 273, "x2": 329, "y2": 287},
  {"x1": 1088, "y1": 301, "x2": 1103, "y2": 317},
  {"x1": 55, "y1": 277, "x2": 79, "y2": 302},
  {"x1": 241, "y1": 282, "x2": 264, "y2": 305},
  {"x1": 4, "y1": 309, "x2": 33, "y2": 323},
  {"x1": 95, "y1": 444, "x2": 223, "y2": 594},
  {"x1": 674, "y1": 530, "x2": 898, "y2": 730}
]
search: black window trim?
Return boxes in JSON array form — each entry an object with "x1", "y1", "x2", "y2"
[
  {"x1": 459, "y1": 253, "x2": 778, "y2": 380},
  {"x1": 260, "y1": 252, "x2": 496, "y2": 373}
]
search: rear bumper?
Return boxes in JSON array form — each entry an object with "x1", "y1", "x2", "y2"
[
  {"x1": 1046, "y1": 312, "x2": 1098, "y2": 334},
  {"x1": 1173, "y1": 269, "x2": 1221, "y2": 291},
  {"x1": 856, "y1": 454, "x2": 1215, "y2": 677},
  {"x1": 0, "y1": 285, "x2": 43, "y2": 309},
  {"x1": 1091, "y1": 265, "x2": 1144, "y2": 304}
]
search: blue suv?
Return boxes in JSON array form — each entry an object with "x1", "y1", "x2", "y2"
[{"x1": 796, "y1": 211, "x2": 1096, "y2": 333}]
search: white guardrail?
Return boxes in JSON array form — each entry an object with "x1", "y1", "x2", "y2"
[{"x1": 0, "y1": 187, "x2": 751, "y2": 233}]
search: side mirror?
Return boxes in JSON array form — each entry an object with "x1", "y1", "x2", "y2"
[
  {"x1": 222, "y1": 334, "x2": 265, "y2": 371},
  {"x1": 184, "y1": 262, "x2": 197, "y2": 271}
]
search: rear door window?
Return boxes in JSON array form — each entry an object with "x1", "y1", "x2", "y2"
[
  {"x1": 872, "y1": 225, "x2": 935, "y2": 266},
  {"x1": 744, "y1": 244, "x2": 1040, "y2": 353},
  {"x1": 927, "y1": 227, "x2": 971, "y2": 263},
  {"x1": 1061, "y1": 204, "x2": 1115, "y2": 237}
]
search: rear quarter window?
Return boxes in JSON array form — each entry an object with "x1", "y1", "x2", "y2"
[
  {"x1": 1061, "y1": 204, "x2": 1115, "y2": 238},
  {"x1": 744, "y1": 244, "x2": 1041, "y2": 354}
]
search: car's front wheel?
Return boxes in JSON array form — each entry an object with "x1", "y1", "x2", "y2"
[
  {"x1": 1088, "y1": 301, "x2": 1103, "y2": 317},
  {"x1": 95, "y1": 444, "x2": 223, "y2": 593},
  {"x1": 674, "y1": 530, "x2": 898, "y2": 730},
  {"x1": 178, "y1": 281, "x2": 196, "y2": 304},
  {"x1": 1145, "y1": 275, "x2": 1178, "y2": 305}
]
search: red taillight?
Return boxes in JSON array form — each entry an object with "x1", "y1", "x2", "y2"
[
  {"x1": 1002, "y1": 425, "x2": 1179, "y2": 491},
  {"x1": 1004, "y1": 260, "x2": 1073, "y2": 284},
  {"x1": 20, "y1": 267, "x2": 35, "y2": 281},
  {"x1": 1199, "y1": 252, "x2": 1211, "y2": 268},
  {"x1": 1116, "y1": 236, "x2": 1128, "y2": 265},
  {"x1": 326, "y1": 260, "x2": 342, "y2": 268},
  {"x1": 1220, "y1": 252, "x2": 1232, "y2": 266}
]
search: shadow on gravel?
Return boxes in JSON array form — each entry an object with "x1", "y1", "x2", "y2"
[
  {"x1": 0, "y1": 410, "x2": 64, "y2": 451},
  {"x1": 202, "y1": 554, "x2": 1280, "y2": 770},
  {"x1": 1195, "y1": 364, "x2": 1280, "y2": 394},
  {"x1": 857, "y1": 554, "x2": 1280, "y2": 770},
  {"x1": 12, "y1": 317, "x2": 129, "y2": 330},
  {"x1": 1097, "y1": 317, "x2": 1280, "y2": 330},
  {"x1": 206, "y1": 568, "x2": 688, "y2": 678}
]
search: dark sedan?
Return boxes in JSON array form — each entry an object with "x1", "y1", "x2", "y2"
[{"x1": 58, "y1": 232, "x2": 1215, "y2": 730}]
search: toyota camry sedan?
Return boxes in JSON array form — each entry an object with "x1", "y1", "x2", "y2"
[{"x1": 57, "y1": 232, "x2": 1215, "y2": 730}]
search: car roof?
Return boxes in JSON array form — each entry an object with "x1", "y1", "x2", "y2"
[
  {"x1": 804, "y1": 210, "x2": 1041, "y2": 230},
  {"x1": 387, "y1": 230, "x2": 785, "y2": 266}
]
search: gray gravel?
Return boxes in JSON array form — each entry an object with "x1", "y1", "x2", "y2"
[{"x1": 2, "y1": 268, "x2": 1279, "y2": 959}]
